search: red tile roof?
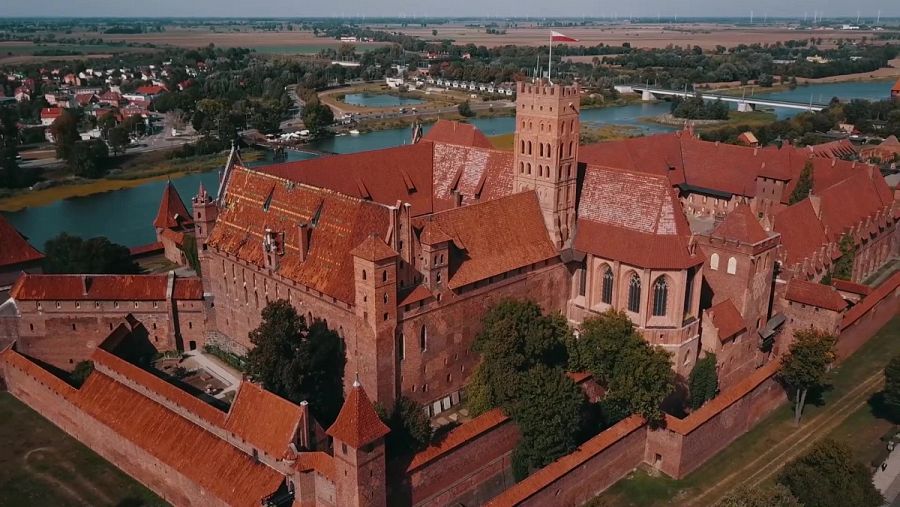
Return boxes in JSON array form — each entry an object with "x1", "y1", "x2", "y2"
[
  {"x1": 772, "y1": 199, "x2": 828, "y2": 267},
  {"x1": 785, "y1": 278, "x2": 848, "y2": 312},
  {"x1": 816, "y1": 168, "x2": 893, "y2": 243},
  {"x1": 153, "y1": 181, "x2": 193, "y2": 230},
  {"x1": 841, "y1": 271, "x2": 900, "y2": 330},
  {"x1": 10, "y1": 274, "x2": 203, "y2": 301},
  {"x1": 407, "y1": 408, "x2": 510, "y2": 471},
  {"x1": 574, "y1": 166, "x2": 702, "y2": 269},
  {"x1": 135, "y1": 84, "x2": 167, "y2": 95},
  {"x1": 350, "y1": 234, "x2": 398, "y2": 262},
  {"x1": 128, "y1": 242, "x2": 164, "y2": 256},
  {"x1": 398, "y1": 285, "x2": 434, "y2": 306},
  {"x1": 293, "y1": 451, "x2": 335, "y2": 481},
  {"x1": 710, "y1": 203, "x2": 770, "y2": 244},
  {"x1": 486, "y1": 415, "x2": 646, "y2": 506},
  {"x1": 892, "y1": 79, "x2": 900, "y2": 93},
  {"x1": 208, "y1": 167, "x2": 391, "y2": 304},
  {"x1": 224, "y1": 382, "x2": 304, "y2": 458},
  {"x1": 805, "y1": 139, "x2": 858, "y2": 159},
  {"x1": 423, "y1": 120, "x2": 495, "y2": 149},
  {"x1": 430, "y1": 141, "x2": 514, "y2": 211},
  {"x1": 325, "y1": 381, "x2": 389, "y2": 448},
  {"x1": 40, "y1": 107, "x2": 63, "y2": 119},
  {"x1": 413, "y1": 192, "x2": 558, "y2": 289},
  {"x1": 831, "y1": 278, "x2": 871, "y2": 296},
  {"x1": 707, "y1": 299, "x2": 746, "y2": 342},
  {"x1": 0, "y1": 215, "x2": 43, "y2": 268}
]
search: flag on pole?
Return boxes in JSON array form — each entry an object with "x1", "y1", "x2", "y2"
[{"x1": 551, "y1": 31, "x2": 578, "y2": 42}]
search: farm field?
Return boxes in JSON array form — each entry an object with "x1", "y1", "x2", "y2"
[
  {"x1": 0, "y1": 392, "x2": 167, "y2": 507},
  {"x1": 389, "y1": 23, "x2": 878, "y2": 49}
]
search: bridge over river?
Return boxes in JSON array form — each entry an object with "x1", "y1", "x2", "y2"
[{"x1": 626, "y1": 85, "x2": 828, "y2": 112}]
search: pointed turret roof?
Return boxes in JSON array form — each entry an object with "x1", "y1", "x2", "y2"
[
  {"x1": 153, "y1": 180, "x2": 193, "y2": 230},
  {"x1": 0, "y1": 215, "x2": 43, "y2": 268},
  {"x1": 326, "y1": 380, "x2": 389, "y2": 448},
  {"x1": 711, "y1": 204, "x2": 769, "y2": 245},
  {"x1": 350, "y1": 234, "x2": 398, "y2": 262}
]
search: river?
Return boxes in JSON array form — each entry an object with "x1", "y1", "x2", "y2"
[{"x1": 3, "y1": 79, "x2": 895, "y2": 250}]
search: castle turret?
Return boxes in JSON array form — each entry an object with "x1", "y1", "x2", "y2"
[
  {"x1": 192, "y1": 182, "x2": 218, "y2": 243},
  {"x1": 513, "y1": 80, "x2": 580, "y2": 247},
  {"x1": 326, "y1": 379, "x2": 390, "y2": 507}
]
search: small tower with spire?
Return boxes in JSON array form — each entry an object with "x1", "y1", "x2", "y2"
[
  {"x1": 192, "y1": 181, "x2": 218, "y2": 243},
  {"x1": 326, "y1": 378, "x2": 390, "y2": 507}
]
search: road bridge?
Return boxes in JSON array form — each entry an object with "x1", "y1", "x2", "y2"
[{"x1": 629, "y1": 86, "x2": 828, "y2": 112}]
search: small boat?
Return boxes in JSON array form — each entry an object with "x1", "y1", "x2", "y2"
[{"x1": 349, "y1": 129, "x2": 360, "y2": 135}]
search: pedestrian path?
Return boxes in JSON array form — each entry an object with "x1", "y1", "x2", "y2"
[{"x1": 874, "y1": 442, "x2": 900, "y2": 506}]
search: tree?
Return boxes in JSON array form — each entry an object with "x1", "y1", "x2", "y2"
[
  {"x1": 432, "y1": 29, "x2": 438, "y2": 37},
  {"x1": 832, "y1": 233, "x2": 856, "y2": 280},
  {"x1": 108, "y1": 126, "x2": 129, "y2": 155},
  {"x1": 0, "y1": 104, "x2": 31, "y2": 189},
  {"x1": 777, "y1": 439, "x2": 883, "y2": 507},
  {"x1": 689, "y1": 353, "x2": 718, "y2": 410},
  {"x1": 247, "y1": 300, "x2": 346, "y2": 426},
  {"x1": 884, "y1": 354, "x2": 900, "y2": 422},
  {"x1": 181, "y1": 234, "x2": 201, "y2": 275},
  {"x1": 302, "y1": 100, "x2": 334, "y2": 135},
  {"x1": 570, "y1": 309, "x2": 637, "y2": 384},
  {"x1": 788, "y1": 160, "x2": 814, "y2": 204},
  {"x1": 70, "y1": 360, "x2": 94, "y2": 388},
  {"x1": 377, "y1": 396, "x2": 433, "y2": 458},
  {"x1": 779, "y1": 329, "x2": 836, "y2": 425},
  {"x1": 458, "y1": 100, "x2": 474, "y2": 117},
  {"x1": 69, "y1": 139, "x2": 109, "y2": 178},
  {"x1": 49, "y1": 111, "x2": 79, "y2": 161},
  {"x1": 510, "y1": 365, "x2": 585, "y2": 480},
  {"x1": 43, "y1": 233, "x2": 141, "y2": 275},
  {"x1": 716, "y1": 484, "x2": 801, "y2": 507}
]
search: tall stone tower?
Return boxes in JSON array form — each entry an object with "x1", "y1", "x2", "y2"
[{"x1": 513, "y1": 80, "x2": 581, "y2": 247}]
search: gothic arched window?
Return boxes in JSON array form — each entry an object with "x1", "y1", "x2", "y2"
[
  {"x1": 710, "y1": 253, "x2": 720, "y2": 271},
  {"x1": 727, "y1": 257, "x2": 738, "y2": 274},
  {"x1": 601, "y1": 266, "x2": 614, "y2": 304},
  {"x1": 527, "y1": 141, "x2": 532, "y2": 155},
  {"x1": 652, "y1": 277, "x2": 668, "y2": 317},
  {"x1": 627, "y1": 273, "x2": 641, "y2": 313}
]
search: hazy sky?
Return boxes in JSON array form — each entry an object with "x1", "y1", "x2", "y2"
[{"x1": 1, "y1": 0, "x2": 898, "y2": 19}]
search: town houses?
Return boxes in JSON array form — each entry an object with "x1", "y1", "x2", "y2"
[{"x1": 0, "y1": 79, "x2": 898, "y2": 507}]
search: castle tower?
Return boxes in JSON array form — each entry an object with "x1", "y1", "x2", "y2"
[
  {"x1": 326, "y1": 379, "x2": 390, "y2": 507},
  {"x1": 350, "y1": 234, "x2": 399, "y2": 407},
  {"x1": 191, "y1": 182, "x2": 218, "y2": 243},
  {"x1": 513, "y1": 80, "x2": 581, "y2": 248}
]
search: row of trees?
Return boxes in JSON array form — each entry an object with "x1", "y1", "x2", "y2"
[{"x1": 671, "y1": 96, "x2": 730, "y2": 121}]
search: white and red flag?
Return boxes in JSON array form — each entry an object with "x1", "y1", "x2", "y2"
[{"x1": 551, "y1": 31, "x2": 578, "y2": 42}]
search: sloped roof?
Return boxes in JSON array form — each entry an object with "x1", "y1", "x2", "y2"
[
  {"x1": 422, "y1": 120, "x2": 494, "y2": 149},
  {"x1": 207, "y1": 167, "x2": 391, "y2": 304},
  {"x1": 816, "y1": 169, "x2": 894, "y2": 242},
  {"x1": 10, "y1": 274, "x2": 203, "y2": 301},
  {"x1": 326, "y1": 382, "x2": 389, "y2": 448},
  {"x1": 413, "y1": 192, "x2": 558, "y2": 289},
  {"x1": 710, "y1": 203, "x2": 769, "y2": 244},
  {"x1": 430, "y1": 142, "x2": 514, "y2": 210},
  {"x1": 173, "y1": 278, "x2": 203, "y2": 299},
  {"x1": 785, "y1": 279, "x2": 847, "y2": 312},
  {"x1": 707, "y1": 299, "x2": 746, "y2": 342},
  {"x1": 0, "y1": 215, "x2": 43, "y2": 268},
  {"x1": 224, "y1": 382, "x2": 304, "y2": 458},
  {"x1": 892, "y1": 79, "x2": 900, "y2": 93},
  {"x1": 806, "y1": 139, "x2": 858, "y2": 159},
  {"x1": 350, "y1": 234, "x2": 398, "y2": 262},
  {"x1": 772, "y1": 199, "x2": 829, "y2": 267},
  {"x1": 574, "y1": 166, "x2": 702, "y2": 269},
  {"x1": 153, "y1": 181, "x2": 193, "y2": 230}
]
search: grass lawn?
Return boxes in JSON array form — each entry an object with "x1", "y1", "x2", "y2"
[
  {"x1": 0, "y1": 393, "x2": 167, "y2": 507},
  {"x1": 592, "y1": 315, "x2": 900, "y2": 507}
]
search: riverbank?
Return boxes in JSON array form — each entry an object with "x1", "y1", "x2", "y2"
[
  {"x1": 644, "y1": 110, "x2": 776, "y2": 129},
  {"x1": 702, "y1": 64, "x2": 900, "y2": 96},
  {"x1": 0, "y1": 150, "x2": 262, "y2": 212}
]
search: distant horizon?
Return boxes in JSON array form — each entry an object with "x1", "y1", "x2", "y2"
[{"x1": 2, "y1": 0, "x2": 899, "y2": 20}]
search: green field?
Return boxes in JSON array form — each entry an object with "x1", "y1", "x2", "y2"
[
  {"x1": 0, "y1": 393, "x2": 167, "y2": 507},
  {"x1": 0, "y1": 43, "x2": 143, "y2": 56}
]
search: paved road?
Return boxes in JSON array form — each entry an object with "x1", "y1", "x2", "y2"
[{"x1": 874, "y1": 444, "x2": 900, "y2": 506}]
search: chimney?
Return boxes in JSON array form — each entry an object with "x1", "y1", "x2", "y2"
[
  {"x1": 82, "y1": 276, "x2": 91, "y2": 296},
  {"x1": 451, "y1": 189, "x2": 463, "y2": 208},
  {"x1": 298, "y1": 223, "x2": 311, "y2": 262}
]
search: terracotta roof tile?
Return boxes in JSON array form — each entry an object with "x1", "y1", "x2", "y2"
[
  {"x1": 831, "y1": 279, "x2": 871, "y2": 296},
  {"x1": 413, "y1": 192, "x2": 558, "y2": 289},
  {"x1": 398, "y1": 285, "x2": 433, "y2": 306},
  {"x1": 153, "y1": 181, "x2": 193, "y2": 230},
  {"x1": 325, "y1": 382, "x2": 389, "y2": 448},
  {"x1": 224, "y1": 382, "x2": 304, "y2": 458},
  {"x1": 841, "y1": 271, "x2": 900, "y2": 330},
  {"x1": 12, "y1": 274, "x2": 167, "y2": 301},
  {"x1": 423, "y1": 120, "x2": 494, "y2": 149},
  {"x1": 773, "y1": 199, "x2": 828, "y2": 267},
  {"x1": 785, "y1": 278, "x2": 848, "y2": 312},
  {"x1": 293, "y1": 451, "x2": 335, "y2": 481},
  {"x1": 0, "y1": 215, "x2": 43, "y2": 268},
  {"x1": 430, "y1": 142, "x2": 514, "y2": 210},
  {"x1": 172, "y1": 278, "x2": 203, "y2": 300},
  {"x1": 711, "y1": 204, "x2": 769, "y2": 244},
  {"x1": 350, "y1": 234, "x2": 398, "y2": 262},
  {"x1": 707, "y1": 299, "x2": 746, "y2": 342},
  {"x1": 407, "y1": 408, "x2": 510, "y2": 471}
]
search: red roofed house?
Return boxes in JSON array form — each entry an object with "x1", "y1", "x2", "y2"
[
  {"x1": 153, "y1": 180, "x2": 195, "y2": 267},
  {"x1": 0, "y1": 216, "x2": 43, "y2": 297},
  {"x1": 99, "y1": 90, "x2": 123, "y2": 106},
  {"x1": 860, "y1": 135, "x2": 900, "y2": 164},
  {"x1": 778, "y1": 278, "x2": 848, "y2": 351},
  {"x1": 135, "y1": 84, "x2": 167, "y2": 97},
  {"x1": 892, "y1": 78, "x2": 900, "y2": 100},
  {"x1": 40, "y1": 107, "x2": 63, "y2": 126}
]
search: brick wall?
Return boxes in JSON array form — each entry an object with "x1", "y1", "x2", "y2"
[{"x1": 837, "y1": 273, "x2": 900, "y2": 360}]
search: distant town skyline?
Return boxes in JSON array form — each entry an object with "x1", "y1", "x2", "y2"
[{"x1": 2, "y1": 0, "x2": 899, "y2": 20}]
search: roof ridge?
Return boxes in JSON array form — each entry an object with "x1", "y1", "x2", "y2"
[{"x1": 240, "y1": 167, "x2": 395, "y2": 211}]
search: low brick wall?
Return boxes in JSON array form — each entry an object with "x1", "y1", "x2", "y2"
[
  {"x1": 837, "y1": 272, "x2": 900, "y2": 360},
  {"x1": 398, "y1": 409, "x2": 519, "y2": 507}
]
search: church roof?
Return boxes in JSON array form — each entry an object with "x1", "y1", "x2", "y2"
[
  {"x1": 711, "y1": 204, "x2": 770, "y2": 244},
  {"x1": 0, "y1": 215, "x2": 43, "y2": 268},
  {"x1": 350, "y1": 234, "x2": 398, "y2": 262},
  {"x1": 707, "y1": 299, "x2": 746, "y2": 342},
  {"x1": 153, "y1": 180, "x2": 193, "y2": 230},
  {"x1": 422, "y1": 119, "x2": 495, "y2": 149},
  {"x1": 785, "y1": 279, "x2": 847, "y2": 312},
  {"x1": 326, "y1": 381, "x2": 389, "y2": 448}
]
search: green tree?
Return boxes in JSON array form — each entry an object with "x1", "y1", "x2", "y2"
[
  {"x1": 788, "y1": 160, "x2": 814, "y2": 204},
  {"x1": 779, "y1": 329, "x2": 836, "y2": 425},
  {"x1": 376, "y1": 396, "x2": 433, "y2": 457},
  {"x1": 107, "y1": 126, "x2": 129, "y2": 155},
  {"x1": 510, "y1": 365, "x2": 585, "y2": 480},
  {"x1": 432, "y1": 29, "x2": 438, "y2": 37},
  {"x1": 43, "y1": 233, "x2": 141, "y2": 274},
  {"x1": 49, "y1": 111, "x2": 79, "y2": 161},
  {"x1": 777, "y1": 439, "x2": 883, "y2": 507},
  {"x1": 70, "y1": 360, "x2": 94, "y2": 388},
  {"x1": 69, "y1": 139, "x2": 109, "y2": 178},
  {"x1": 458, "y1": 100, "x2": 474, "y2": 117},
  {"x1": 689, "y1": 353, "x2": 718, "y2": 410},
  {"x1": 181, "y1": 234, "x2": 201, "y2": 275},
  {"x1": 570, "y1": 309, "x2": 637, "y2": 384},
  {"x1": 716, "y1": 484, "x2": 801, "y2": 507},
  {"x1": 0, "y1": 104, "x2": 31, "y2": 189},
  {"x1": 831, "y1": 234, "x2": 856, "y2": 280},
  {"x1": 247, "y1": 300, "x2": 346, "y2": 426},
  {"x1": 884, "y1": 354, "x2": 900, "y2": 422},
  {"x1": 302, "y1": 100, "x2": 334, "y2": 135}
]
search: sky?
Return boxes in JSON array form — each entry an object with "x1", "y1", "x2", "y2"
[{"x1": 2, "y1": 0, "x2": 899, "y2": 19}]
